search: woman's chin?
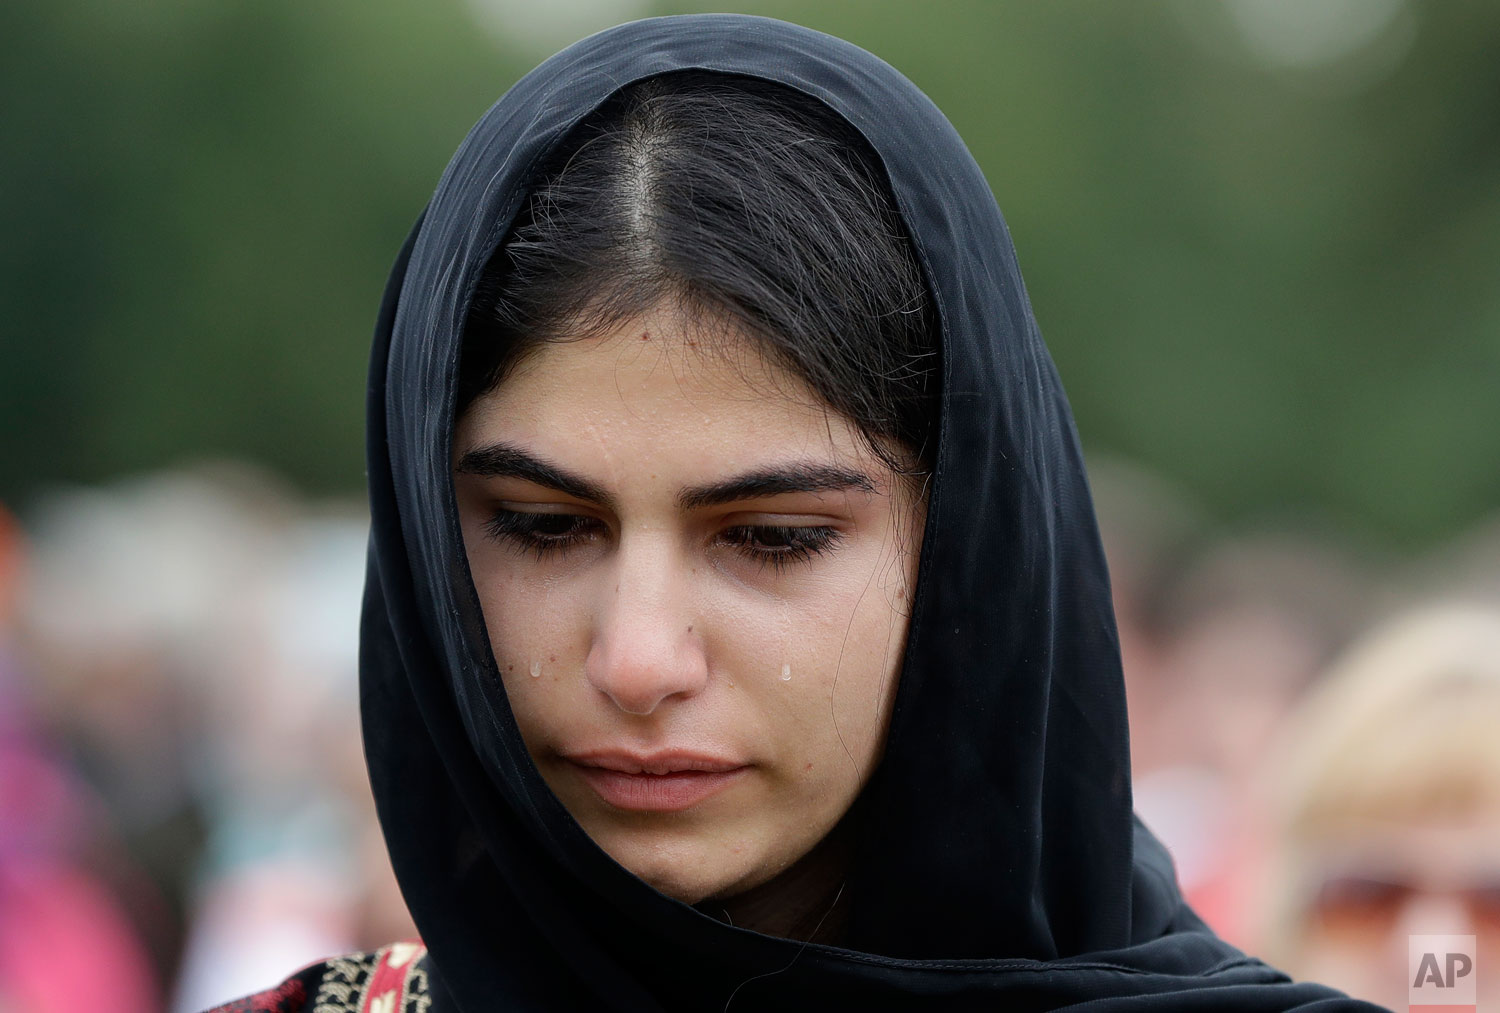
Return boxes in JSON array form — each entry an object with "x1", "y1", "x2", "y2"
[
  {"x1": 593, "y1": 829, "x2": 765, "y2": 905},
  {"x1": 635, "y1": 866, "x2": 721, "y2": 905}
]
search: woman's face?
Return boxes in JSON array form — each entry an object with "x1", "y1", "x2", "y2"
[
  {"x1": 1287, "y1": 812, "x2": 1500, "y2": 1011},
  {"x1": 453, "y1": 304, "x2": 922, "y2": 905}
]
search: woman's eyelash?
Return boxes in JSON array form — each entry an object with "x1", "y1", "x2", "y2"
[
  {"x1": 484, "y1": 511, "x2": 842, "y2": 571},
  {"x1": 483, "y1": 510, "x2": 601, "y2": 559},
  {"x1": 718, "y1": 524, "x2": 844, "y2": 571}
]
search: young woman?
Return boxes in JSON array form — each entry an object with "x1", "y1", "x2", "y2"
[{"x1": 215, "y1": 14, "x2": 1385, "y2": 1012}]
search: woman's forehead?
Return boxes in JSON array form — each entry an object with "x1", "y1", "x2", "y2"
[
  {"x1": 455, "y1": 307, "x2": 890, "y2": 494},
  {"x1": 494, "y1": 304, "x2": 805, "y2": 396}
]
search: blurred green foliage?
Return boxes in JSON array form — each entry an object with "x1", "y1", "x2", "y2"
[{"x1": 3, "y1": 0, "x2": 1497, "y2": 546}]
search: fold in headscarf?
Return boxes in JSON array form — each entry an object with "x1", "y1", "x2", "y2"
[{"x1": 362, "y1": 13, "x2": 1383, "y2": 1011}]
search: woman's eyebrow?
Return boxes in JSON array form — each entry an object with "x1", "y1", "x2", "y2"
[
  {"x1": 454, "y1": 443, "x2": 613, "y2": 507},
  {"x1": 678, "y1": 465, "x2": 875, "y2": 510},
  {"x1": 456, "y1": 445, "x2": 872, "y2": 511}
]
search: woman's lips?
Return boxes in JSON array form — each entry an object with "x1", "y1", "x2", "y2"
[{"x1": 566, "y1": 751, "x2": 749, "y2": 812}]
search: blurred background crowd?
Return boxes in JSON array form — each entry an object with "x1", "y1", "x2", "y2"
[{"x1": 2, "y1": 1, "x2": 1497, "y2": 1010}]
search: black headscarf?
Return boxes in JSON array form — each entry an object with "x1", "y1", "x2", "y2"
[{"x1": 362, "y1": 14, "x2": 1385, "y2": 1011}]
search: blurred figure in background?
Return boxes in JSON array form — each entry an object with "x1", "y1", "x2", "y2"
[
  {"x1": 1093, "y1": 457, "x2": 1379, "y2": 946},
  {"x1": 1256, "y1": 602, "x2": 1500, "y2": 1010},
  {"x1": 167, "y1": 500, "x2": 380, "y2": 1011},
  {"x1": 1087, "y1": 456, "x2": 1204, "y2": 778},
  {"x1": 0, "y1": 502, "x2": 159, "y2": 1012},
  {"x1": 14, "y1": 466, "x2": 413, "y2": 1010},
  {"x1": 1138, "y1": 531, "x2": 1378, "y2": 944},
  {"x1": 20, "y1": 466, "x2": 284, "y2": 984}
]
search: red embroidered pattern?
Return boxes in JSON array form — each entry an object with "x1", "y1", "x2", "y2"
[
  {"x1": 207, "y1": 975, "x2": 308, "y2": 1013},
  {"x1": 203, "y1": 942, "x2": 428, "y2": 1013},
  {"x1": 356, "y1": 942, "x2": 427, "y2": 1013}
]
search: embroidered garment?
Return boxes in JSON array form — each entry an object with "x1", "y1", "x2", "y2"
[{"x1": 207, "y1": 942, "x2": 430, "y2": 1013}]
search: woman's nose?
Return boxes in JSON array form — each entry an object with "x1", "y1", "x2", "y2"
[
  {"x1": 584, "y1": 538, "x2": 708, "y2": 716},
  {"x1": 1393, "y1": 889, "x2": 1474, "y2": 940}
]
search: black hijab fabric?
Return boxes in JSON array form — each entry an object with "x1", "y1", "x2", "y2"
[{"x1": 362, "y1": 14, "x2": 1383, "y2": 1011}]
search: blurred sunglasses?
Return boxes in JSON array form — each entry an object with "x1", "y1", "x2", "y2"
[{"x1": 1308, "y1": 873, "x2": 1500, "y2": 937}]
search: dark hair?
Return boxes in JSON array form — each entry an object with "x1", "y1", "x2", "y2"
[{"x1": 459, "y1": 71, "x2": 938, "y2": 476}]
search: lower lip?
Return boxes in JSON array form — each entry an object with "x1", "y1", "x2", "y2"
[{"x1": 573, "y1": 764, "x2": 748, "y2": 812}]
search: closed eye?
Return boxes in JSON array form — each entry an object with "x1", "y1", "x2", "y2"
[
  {"x1": 718, "y1": 524, "x2": 843, "y2": 571},
  {"x1": 483, "y1": 510, "x2": 843, "y2": 572},
  {"x1": 483, "y1": 509, "x2": 603, "y2": 559}
]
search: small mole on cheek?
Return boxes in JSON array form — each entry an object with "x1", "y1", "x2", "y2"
[
  {"x1": 640, "y1": 330, "x2": 650, "y2": 341},
  {"x1": 686, "y1": 625, "x2": 693, "y2": 633},
  {"x1": 804, "y1": 762, "x2": 814, "y2": 772},
  {"x1": 548, "y1": 654, "x2": 556, "y2": 663}
]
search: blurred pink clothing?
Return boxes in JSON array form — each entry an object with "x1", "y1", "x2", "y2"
[
  {"x1": 1, "y1": 651, "x2": 160, "y2": 1013},
  {"x1": 0, "y1": 860, "x2": 159, "y2": 1013}
]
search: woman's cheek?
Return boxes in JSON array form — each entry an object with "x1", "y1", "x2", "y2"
[
  {"x1": 486, "y1": 579, "x2": 589, "y2": 727},
  {"x1": 771, "y1": 615, "x2": 899, "y2": 795},
  {"x1": 820, "y1": 557, "x2": 910, "y2": 778}
]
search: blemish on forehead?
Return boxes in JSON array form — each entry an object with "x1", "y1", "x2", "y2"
[{"x1": 640, "y1": 330, "x2": 651, "y2": 341}]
